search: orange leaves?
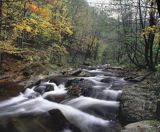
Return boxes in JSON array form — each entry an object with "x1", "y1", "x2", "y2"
[
  {"x1": 39, "y1": 8, "x2": 49, "y2": 17},
  {"x1": 13, "y1": 0, "x2": 72, "y2": 43},
  {"x1": 29, "y1": 3, "x2": 49, "y2": 17},
  {"x1": 29, "y1": 4, "x2": 37, "y2": 13}
]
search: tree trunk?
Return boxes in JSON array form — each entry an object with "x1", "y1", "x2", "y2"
[
  {"x1": 148, "y1": 2, "x2": 156, "y2": 70},
  {"x1": 138, "y1": 0, "x2": 149, "y2": 68},
  {"x1": 157, "y1": 0, "x2": 160, "y2": 17},
  {"x1": 0, "y1": 0, "x2": 2, "y2": 39}
]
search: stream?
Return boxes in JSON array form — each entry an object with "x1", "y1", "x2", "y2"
[{"x1": 0, "y1": 67, "x2": 130, "y2": 132}]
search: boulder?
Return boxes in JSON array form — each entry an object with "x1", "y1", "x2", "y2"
[
  {"x1": 0, "y1": 109, "x2": 80, "y2": 132},
  {"x1": 124, "y1": 73, "x2": 151, "y2": 82},
  {"x1": 49, "y1": 77, "x2": 67, "y2": 85},
  {"x1": 48, "y1": 109, "x2": 80, "y2": 132},
  {"x1": 45, "y1": 94, "x2": 67, "y2": 103},
  {"x1": 61, "y1": 69, "x2": 83, "y2": 76},
  {"x1": 120, "y1": 84, "x2": 158, "y2": 125},
  {"x1": 121, "y1": 120, "x2": 160, "y2": 132},
  {"x1": 34, "y1": 84, "x2": 54, "y2": 94},
  {"x1": 78, "y1": 70, "x2": 92, "y2": 77},
  {"x1": 70, "y1": 69, "x2": 82, "y2": 76},
  {"x1": 65, "y1": 79, "x2": 94, "y2": 97}
]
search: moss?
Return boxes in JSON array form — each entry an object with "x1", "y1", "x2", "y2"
[{"x1": 147, "y1": 120, "x2": 160, "y2": 127}]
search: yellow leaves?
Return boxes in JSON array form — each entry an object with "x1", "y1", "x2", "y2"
[
  {"x1": 15, "y1": 25, "x2": 24, "y2": 31},
  {"x1": 0, "y1": 41, "x2": 24, "y2": 55},
  {"x1": 55, "y1": 18, "x2": 73, "y2": 36},
  {"x1": 65, "y1": 27, "x2": 73, "y2": 35},
  {"x1": 13, "y1": 19, "x2": 35, "y2": 36},
  {"x1": 10, "y1": 0, "x2": 73, "y2": 44},
  {"x1": 141, "y1": 25, "x2": 160, "y2": 37},
  {"x1": 49, "y1": 44, "x2": 69, "y2": 56},
  {"x1": 29, "y1": 3, "x2": 50, "y2": 17},
  {"x1": 30, "y1": 18, "x2": 37, "y2": 24},
  {"x1": 25, "y1": 26, "x2": 32, "y2": 33}
]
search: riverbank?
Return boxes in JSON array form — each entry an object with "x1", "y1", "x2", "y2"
[
  {"x1": 118, "y1": 69, "x2": 160, "y2": 131},
  {"x1": 85, "y1": 66, "x2": 160, "y2": 131}
]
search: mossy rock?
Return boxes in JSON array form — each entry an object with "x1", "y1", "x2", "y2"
[{"x1": 121, "y1": 120, "x2": 160, "y2": 132}]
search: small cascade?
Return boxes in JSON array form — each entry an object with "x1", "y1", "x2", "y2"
[{"x1": 0, "y1": 68, "x2": 129, "y2": 132}]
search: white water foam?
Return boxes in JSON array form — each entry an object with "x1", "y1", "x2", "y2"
[{"x1": 0, "y1": 97, "x2": 109, "y2": 132}]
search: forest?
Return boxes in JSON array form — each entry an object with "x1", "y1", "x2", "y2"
[
  {"x1": 0, "y1": 0, "x2": 160, "y2": 132},
  {"x1": 0, "y1": 0, "x2": 160, "y2": 70}
]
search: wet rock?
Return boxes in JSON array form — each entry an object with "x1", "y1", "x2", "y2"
[
  {"x1": 101, "y1": 78, "x2": 113, "y2": 83},
  {"x1": 124, "y1": 73, "x2": 151, "y2": 82},
  {"x1": 0, "y1": 109, "x2": 80, "y2": 132},
  {"x1": 49, "y1": 109, "x2": 80, "y2": 132},
  {"x1": 78, "y1": 70, "x2": 92, "y2": 77},
  {"x1": 121, "y1": 120, "x2": 160, "y2": 132},
  {"x1": 120, "y1": 84, "x2": 158, "y2": 125},
  {"x1": 0, "y1": 115, "x2": 52, "y2": 132},
  {"x1": 85, "y1": 64, "x2": 111, "y2": 70},
  {"x1": 34, "y1": 84, "x2": 54, "y2": 94},
  {"x1": 61, "y1": 69, "x2": 83, "y2": 77},
  {"x1": 34, "y1": 85, "x2": 47, "y2": 94},
  {"x1": 66, "y1": 79, "x2": 93, "y2": 96},
  {"x1": 45, "y1": 94, "x2": 67, "y2": 103},
  {"x1": 124, "y1": 76, "x2": 144, "y2": 82},
  {"x1": 23, "y1": 76, "x2": 67, "y2": 90},
  {"x1": 105, "y1": 65, "x2": 123, "y2": 70},
  {"x1": 45, "y1": 84, "x2": 55, "y2": 91},
  {"x1": 70, "y1": 69, "x2": 82, "y2": 76},
  {"x1": 49, "y1": 77, "x2": 67, "y2": 85},
  {"x1": 82, "y1": 87, "x2": 100, "y2": 97}
]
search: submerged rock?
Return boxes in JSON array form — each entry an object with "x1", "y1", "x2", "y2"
[{"x1": 101, "y1": 78, "x2": 113, "y2": 83}]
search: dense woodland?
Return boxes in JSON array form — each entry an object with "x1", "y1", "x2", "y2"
[{"x1": 0, "y1": 0, "x2": 160, "y2": 71}]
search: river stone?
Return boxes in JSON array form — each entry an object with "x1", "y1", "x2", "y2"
[
  {"x1": 0, "y1": 109, "x2": 80, "y2": 132},
  {"x1": 121, "y1": 120, "x2": 160, "y2": 132},
  {"x1": 65, "y1": 78, "x2": 94, "y2": 96},
  {"x1": 49, "y1": 78, "x2": 63, "y2": 85},
  {"x1": 34, "y1": 84, "x2": 54, "y2": 94},
  {"x1": 45, "y1": 93, "x2": 67, "y2": 103},
  {"x1": 101, "y1": 78, "x2": 113, "y2": 83},
  {"x1": 48, "y1": 109, "x2": 80, "y2": 132},
  {"x1": 120, "y1": 84, "x2": 158, "y2": 125},
  {"x1": 78, "y1": 70, "x2": 92, "y2": 77}
]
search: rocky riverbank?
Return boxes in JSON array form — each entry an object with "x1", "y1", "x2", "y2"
[{"x1": 119, "y1": 70, "x2": 160, "y2": 131}]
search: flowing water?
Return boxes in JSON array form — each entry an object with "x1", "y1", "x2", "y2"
[{"x1": 0, "y1": 68, "x2": 129, "y2": 132}]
